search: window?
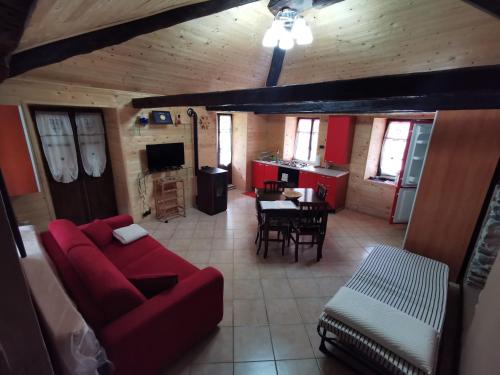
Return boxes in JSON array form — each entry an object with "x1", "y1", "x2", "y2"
[
  {"x1": 294, "y1": 118, "x2": 320, "y2": 162},
  {"x1": 379, "y1": 121, "x2": 411, "y2": 178}
]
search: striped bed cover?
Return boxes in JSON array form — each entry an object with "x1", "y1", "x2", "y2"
[{"x1": 319, "y1": 245, "x2": 449, "y2": 375}]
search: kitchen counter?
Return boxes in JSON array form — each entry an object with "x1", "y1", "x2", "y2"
[{"x1": 254, "y1": 160, "x2": 349, "y2": 178}]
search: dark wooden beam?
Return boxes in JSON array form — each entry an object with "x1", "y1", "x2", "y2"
[
  {"x1": 0, "y1": 0, "x2": 36, "y2": 82},
  {"x1": 266, "y1": 47, "x2": 286, "y2": 86},
  {"x1": 9, "y1": 0, "x2": 258, "y2": 77},
  {"x1": 268, "y1": 0, "x2": 343, "y2": 14},
  {"x1": 131, "y1": 65, "x2": 500, "y2": 108},
  {"x1": 205, "y1": 92, "x2": 500, "y2": 114},
  {"x1": 463, "y1": 0, "x2": 500, "y2": 18}
]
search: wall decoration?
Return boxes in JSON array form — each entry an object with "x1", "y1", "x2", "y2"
[
  {"x1": 138, "y1": 114, "x2": 149, "y2": 125},
  {"x1": 151, "y1": 111, "x2": 173, "y2": 124},
  {"x1": 200, "y1": 115, "x2": 211, "y2": 130}
]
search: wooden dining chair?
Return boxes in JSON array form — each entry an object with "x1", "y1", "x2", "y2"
[
  {"x1": 257, "y1": 209, "x2": 290, "y2": 258},
  {"x1": 264, "y1": 180, "x2": 286, "y2": 193},
  {"x1": 316, "y1": 183, "x2": 328, "y2": 201},
  {"x1": 289, "y1": 202, "x2": 329, "y2": 262}
]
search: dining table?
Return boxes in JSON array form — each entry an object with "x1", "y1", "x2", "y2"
[{"x1": 255, "y1": 187, "x2": 326, "y2": 258}]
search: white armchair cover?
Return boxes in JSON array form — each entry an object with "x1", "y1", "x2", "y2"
[
  {"x1": 19, "y1": 226, "x2": 110, "y2": 375},
  {"x1": 35, "y1": 111, "x2": 78, "y2": 183},
  {"x1": 75, "y1": 113, "x2": 107, "y2": 177}
]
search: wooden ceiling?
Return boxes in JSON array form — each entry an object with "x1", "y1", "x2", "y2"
[
  {"x1": 17, "y1": 0, "x2": 205, "y2": 51},
  {"x1": 15, "y1": 0, "x2": 500, "y2": 95}
]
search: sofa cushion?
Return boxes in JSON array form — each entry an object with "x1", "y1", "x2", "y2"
[
  {"x1": 41, "y1": 231, "x2": 106, "y2": 329},
  {"x1": 49, "y1": 219, "x2": 95, "y2": 254},
  {"x1": 127, "y1": 272, "x2": 178, "y2": 298},
  {"x1": 119, "y1": 248, "x2": 199, "y2": 282},
  {"x1": 82, "y1": 219, "x2": 114, "y2": 248},
  {"x1": 67, "y1": 244, "x2": 146, "y2": 322},
  {"x1": 100, "y1": 235, "x2": 165, "y2": 270}
]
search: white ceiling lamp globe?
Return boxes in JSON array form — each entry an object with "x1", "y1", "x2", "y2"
[
  {"x1": 278, "y1": 29, "x2": 294, "y2": 50},
  {"x1": 292, "y1": 17, "x2": 313, "y2": 45},
  {"x1": 262, "y1": 19, "x2": 284, "y2": 48},
  {"x1": 262, "y1": 27, "x2": 278, "y2": 47}
]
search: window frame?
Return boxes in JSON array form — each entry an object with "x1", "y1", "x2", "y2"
[
  {"x1": 377, "y1": 119, "x2": 412, "y2": 180},
  {"x1": 294, "y1": 117, "x2": 320, "y2": 162}
]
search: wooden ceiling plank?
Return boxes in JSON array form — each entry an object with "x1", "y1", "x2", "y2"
[{"x1": 9, "y1": 0, "x2": 259, "y2": 77}]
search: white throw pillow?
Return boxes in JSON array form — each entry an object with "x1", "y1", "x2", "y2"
[{"x1": 113, "y1": 223, "x2": 148, "y2": 244}]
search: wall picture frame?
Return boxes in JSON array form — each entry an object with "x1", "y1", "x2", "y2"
[{"x1": 151, "y1": 111, "x2": 173, "y2": 124}]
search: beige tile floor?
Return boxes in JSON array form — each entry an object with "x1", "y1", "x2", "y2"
[{"x1": 140, "y1": 190, "x2": 406, "y2": 375}]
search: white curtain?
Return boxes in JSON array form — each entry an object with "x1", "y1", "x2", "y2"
[
  {"x1": 75, "y1": 113, "x2": 107, "y2": 178},
  {"x1": 35, "y1": 111, "x2": 79, "y2": 183}
]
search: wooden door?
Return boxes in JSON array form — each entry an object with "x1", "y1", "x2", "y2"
[{"x1": 31, "y1": 106, "x2": 117, "y2": 224}]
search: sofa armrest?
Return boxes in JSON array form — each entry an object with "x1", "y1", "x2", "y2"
[
  {"x1": 100, "y1": 267, "x2": 223, "y2": 374},
  {"x1": 102, "y1": 214, "x2": 134, "y2": 229}
]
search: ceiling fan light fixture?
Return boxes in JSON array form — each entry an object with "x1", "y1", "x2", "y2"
[
  {"x1": 278, "y1": 29, "x2": 294, "y2": 50},
  {"x1": 292, "y1": 17, "x2": 313, "y2": 45},
  {"x1": 262, "y1": 8, "x2": 313, "y2": 50}
]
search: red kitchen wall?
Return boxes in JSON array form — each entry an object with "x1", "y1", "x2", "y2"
[{"x1": 0, "y1": 105, "x2": 38, "y2": 197}]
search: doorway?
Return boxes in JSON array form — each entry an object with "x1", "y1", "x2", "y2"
[
  {"x1": 217, "y1": 114, "x2": 232, "y2": 184},
  {"x1": 30, "y1": 106, "x2": 117, "y2": 224}
]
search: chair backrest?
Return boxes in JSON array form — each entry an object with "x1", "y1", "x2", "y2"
[
  {"x1": 317, "y1": 183, "x2": 328, "y2": 201},
  {"x1": 264, "y1": 180, "x2": 286, "y2": 192},
  {"x1": 298, "y1": 202, "x2": 329, "y2": 232}
]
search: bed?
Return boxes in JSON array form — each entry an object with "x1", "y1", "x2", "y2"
[{"x1": 318, "y1": 245, "x2": 449, "y2": 375}]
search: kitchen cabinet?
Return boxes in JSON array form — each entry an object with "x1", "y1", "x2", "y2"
[
  {"x1": 264, "y1": 164, "x2": 278, "y2": 181},
  {"x1": 252, "y1": 161, "x2": 265, "y2": 188},
  {"x1": 298, "y1": 171, "x2": 318, "y2": 189},
  {"x1": 324, "y1": 116, "x2": 354, "y2": 165},
  {"x1": 318, "y1": 174, "x2": 349, "y2": 210},
  {"x1": 252, "y1": 161, "x2": 278, "y2": 189}
]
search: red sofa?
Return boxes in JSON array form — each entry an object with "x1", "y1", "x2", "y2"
[{"x1": 41, "y1": 214, "x2": 224, "y2": 375}]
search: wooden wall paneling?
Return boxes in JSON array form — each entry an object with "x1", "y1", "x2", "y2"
[
  {"x1": 246, "y1": 114, "x2": 270, "y2": 191},
  {"x1": 404, "y1": 110, "x2": 500, "y2": 281},
  {"x1": 345, "y1": 116, "x2": 395, "y2": 219},
  {"x1": 0, "y1": 79, "x2": 216, "y2": 226},
  {"x1": 103, "y1": 107, "x2": 131, "y2": 215},
  {"x1": 231, "y1": 112, "x2": 248, "y2": 191}
]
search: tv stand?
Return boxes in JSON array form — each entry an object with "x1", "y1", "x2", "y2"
[{"x1": 153, "y1": 178, "x2": 186, "y2": 222}]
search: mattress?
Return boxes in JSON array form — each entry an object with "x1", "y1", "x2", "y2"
[{"x1": 319, "y1": 245, "x2": 449, "y2": 375}]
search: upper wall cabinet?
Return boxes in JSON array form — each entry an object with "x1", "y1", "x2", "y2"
[{"x1": 324, "y1": 116, "x2": 355, "y2": 165}]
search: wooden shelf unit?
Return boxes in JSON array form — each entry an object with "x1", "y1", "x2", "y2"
[{"x1": 153, "y1": 178, "x2": 186, "y2": 222}]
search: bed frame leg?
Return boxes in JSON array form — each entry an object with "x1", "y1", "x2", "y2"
[{"x1": 317, "y1": 325, "x2": 329, "y2": 354}]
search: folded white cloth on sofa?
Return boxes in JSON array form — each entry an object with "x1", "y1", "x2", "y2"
[
  {"x1": 324, "y1": 286, "x2": 439, "y2": 375},
  {"x1": 113, "y1": 224, "x2": 148, "y2": 244}
]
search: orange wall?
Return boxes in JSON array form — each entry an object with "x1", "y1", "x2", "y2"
[{"x1": 0, "y1": 105, "x2": 38, "y2": 197}]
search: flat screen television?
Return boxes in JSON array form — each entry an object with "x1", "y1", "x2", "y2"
[{"x1": 146, "y1": 143, "x2": 185, "y2": 171}]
